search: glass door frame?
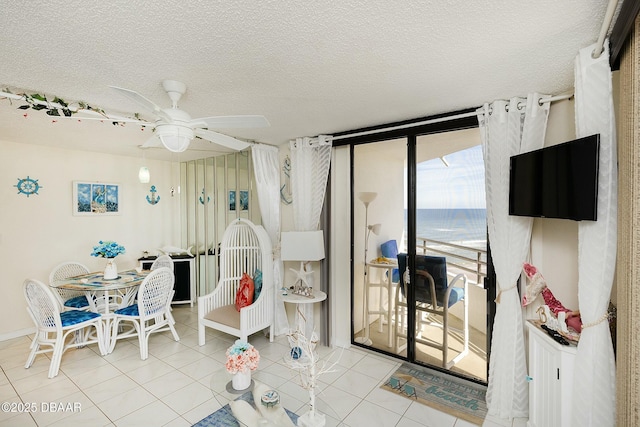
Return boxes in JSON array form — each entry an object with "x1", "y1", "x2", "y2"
[{"x1": 337, "y1": 108, "x2": 495, "y2": 381}]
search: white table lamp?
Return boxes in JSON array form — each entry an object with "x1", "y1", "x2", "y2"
[{"x1": 281, "y1": 230, "x2": 325, "y2": 297}]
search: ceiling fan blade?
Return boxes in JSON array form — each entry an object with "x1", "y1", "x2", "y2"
[
  {"x1": 141, "y1": 134, "x2": 162, "y2": 148},
  {"x1": 194, "y1": 129, "x2": 251, "y2": 151},
  {"x1": 109, "y1": 85, "x2": 172, "y2": 122},
  {"x1": 191, "y1": 115, "x2": 270, "y2": 129},
  {"x1": 71, "y1": 109, "x2": 150, "y2": 124}
]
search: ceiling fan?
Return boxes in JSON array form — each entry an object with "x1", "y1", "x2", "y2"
[{"x1": 110, "y1": 80, "x2": 269, "y2": 153}]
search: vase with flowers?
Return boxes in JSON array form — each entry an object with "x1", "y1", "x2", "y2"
[
  {"x1": 225, "y1": 340, "x2": 260, "y2": 391},
  {"x1": 91, "y1": 240, "x2": 125, "y2": 280}
]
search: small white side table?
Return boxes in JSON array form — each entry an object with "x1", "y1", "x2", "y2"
[{"x1": 280, "y1": 290, "x2": 327, "y2": 339}]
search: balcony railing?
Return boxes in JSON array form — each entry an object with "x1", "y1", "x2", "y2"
[{"x1": 415, "y1": 237, "x2": 487, "y2": 286}]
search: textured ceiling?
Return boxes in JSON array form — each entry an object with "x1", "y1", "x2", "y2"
[{"x1": 0, "y1": 0, "x2": 614, "y2": 161}]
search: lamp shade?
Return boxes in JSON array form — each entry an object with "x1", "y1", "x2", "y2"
[
  {"x1": 281, "y1": 230, "x2": 325, "y2": 261},
  {"x1": 368, "y1": 223, "x2": 382, "y2": 235},
  {"x1": 138, "y1": 166, "x2": 150, "y2": 183},
  {"x1": 358, "y1": 192, "x2": 377, "y2": 206}
]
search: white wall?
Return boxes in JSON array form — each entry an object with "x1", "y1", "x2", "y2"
[{"x1": 0, "y1": 140, "x2": 180, "y2": 339}]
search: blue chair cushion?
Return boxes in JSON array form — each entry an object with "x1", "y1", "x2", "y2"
[
  {"x1": 63, "y1": 295, "x2": 90, "y2": 308},
  {"x1": 59, "y1": 310, "x2": 100, "y2": 327},
  {"x1": 398, "y1": 253, "x2": 462, "y2": 308},
  {"x1": 114, "y1": 305, "x2": 139, "y2": 316},
  {"x1": 447, "y1": 287, "x2": 465, "y2": 307},
  {"x1": 254, "y1": 268, "x2": 263, "y2": 299},
  {"x1": 381, "y1": 240, "x2": 398, "y2": 258},
  {"x1": 381, "y1": 240, "x2": 400, "y2": 282}
]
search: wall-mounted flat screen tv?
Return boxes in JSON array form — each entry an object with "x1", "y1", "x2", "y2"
[{"x1": 509, "y1": 134, "x2": 600, "y2": 221}]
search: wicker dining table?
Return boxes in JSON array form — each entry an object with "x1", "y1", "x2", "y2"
[{"x1": 50, "y1": 269, "x2": 149, "y2": 352}]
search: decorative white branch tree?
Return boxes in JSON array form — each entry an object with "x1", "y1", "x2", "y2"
[{"x1": 284, "y1": 308, "x2": 343, "y2": 427}]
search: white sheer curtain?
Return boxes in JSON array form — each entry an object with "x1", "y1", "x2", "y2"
[
  {"x1": 290, "y1": 136, "x2": 332, "y2": 231},
  {"x1": 477, "y1": 95, "x2": 549, "y2": 420},
  {"x1": 289, "y1": 136, "x2": 332, "y2": 334},
  {"x1": 571, "y1": 40, "x2": 617, "y2": 427},
  {"x1": 251, "y1": 143, "x2": 289, "y2": 336}
]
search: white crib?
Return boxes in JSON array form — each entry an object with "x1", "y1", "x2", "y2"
[{"x1": 198, "y1": 218, "x2": 274, "y2": 345}]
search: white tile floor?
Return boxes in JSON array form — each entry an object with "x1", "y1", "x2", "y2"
[{"x1": 0, "y1": 306, "x2": 526, "y2": 427}]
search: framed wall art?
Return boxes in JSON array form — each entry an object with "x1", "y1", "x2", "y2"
[
  {"x1": 73, "y1": 181, "x2": 120, "y2": 215},
  {"x1": 228, "y1": 190, "x2": 236, "y2": 211},
  {"x1": 239, "y1": 190, "x2": 249, "y2": 211}
]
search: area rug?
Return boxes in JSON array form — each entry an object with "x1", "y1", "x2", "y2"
[
  {"x1": 381, "y1": 363, "x2": 487, "y2": 425},
  {"x1": 192, "y1": 391, "x2": 298, "y2": 427}
]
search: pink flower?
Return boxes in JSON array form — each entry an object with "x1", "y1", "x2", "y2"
[{"x1": 225, "y1": 342, "x2": 260, "y2": 374}]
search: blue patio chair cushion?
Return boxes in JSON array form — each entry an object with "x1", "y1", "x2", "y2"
[
  {"x1": 397, "y1": 253, "x2": 463, "y2": 308},
  {"x1": 381, "y1": 240, "x2": 398, "y2": 258},
  {"x1": 59, "y1": 310, "x2": 100, "y2": 327},
  {"x1": 63, "y1": 295, "x2": 90, "y2": 308},
  {"x1": 114, "y1": 305, "x2": 139, "y2": 316},
  {"x1": 380, "y1": 240, "x2": 400, "y2": 282}
]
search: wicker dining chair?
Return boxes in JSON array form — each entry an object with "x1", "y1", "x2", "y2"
[
  {"x1": 108, "y1": 267, "x2": 179, "y2": 359},
  {"x1": 23, "y1": 278, "x2": 106, "y2": 378},
  {"x1": 151, "y1": 254, "x2": 173, "y2": 270},
  {"x1": 49, "y1": 261, "x2": 91, "y2": 310}
]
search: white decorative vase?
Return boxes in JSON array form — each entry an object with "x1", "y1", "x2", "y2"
[
  {"x1": 232, "y1": 369, "x2": 251, "y2": 391},
  {"x1": 103, "y1": 258, "x2": 118, "y2": 280}
]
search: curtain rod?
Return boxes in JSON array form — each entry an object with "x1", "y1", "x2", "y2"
[
  {"x1": 328, "y1": 93, "x2": 573, "y2": 142},
  {"x1": 592, "y1": 0, "x2": 619, "y2": 59}
]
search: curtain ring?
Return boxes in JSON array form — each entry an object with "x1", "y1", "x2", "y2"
[
  {"x1": 504, "y1": 104, "x2": 509, "y2": 112},
  {"x1": 537, "y1": 97, "x2": 544, "y2": 107}
]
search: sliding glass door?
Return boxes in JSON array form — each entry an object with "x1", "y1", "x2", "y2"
[
  {"x1": 350, "y1": 126, "x2": 489, "y2": 383},
  {"x1": 411, "y1": 131, "x2": 487, "y2": 381}
]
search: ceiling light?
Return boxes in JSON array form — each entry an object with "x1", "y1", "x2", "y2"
[
  {"x1": 138, "y1": 166, "x2": 150, "y2": 183},
  {"x1": 155, "y1": 124, "x2": 194, "y2": 152}
]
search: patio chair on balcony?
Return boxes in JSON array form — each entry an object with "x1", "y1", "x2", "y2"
[{"x1": 394, "y1": 253, "x2": 469, "y2": 369}]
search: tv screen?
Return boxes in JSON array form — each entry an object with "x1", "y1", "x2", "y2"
[{"x1": 509, "y1": 134, "x2": 600, "y2": 221}]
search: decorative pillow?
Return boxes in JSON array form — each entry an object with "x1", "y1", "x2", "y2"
[
  {"x1": 253, "y1": 269, "x2": 263, "y2": 300},
  {"x1": 235, "y1": 273, "x2": 255, "y2": 311}
]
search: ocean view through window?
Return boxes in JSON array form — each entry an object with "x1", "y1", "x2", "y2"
[{"x1": 410, "y1": 144, "x2": 487, "y2": 284}]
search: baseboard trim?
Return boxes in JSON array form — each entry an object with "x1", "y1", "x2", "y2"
[{"x1": 0, "y1": 328, "x2": 34, "y2": 342}]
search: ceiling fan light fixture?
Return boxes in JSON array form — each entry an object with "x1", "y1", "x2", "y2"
[{"x1": 156, "y1": 124, "x2": 194, "y2": 152}]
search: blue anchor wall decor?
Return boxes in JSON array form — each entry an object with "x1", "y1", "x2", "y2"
[
  {"x1": 199, "y1": 188, "x2": 210, "y2": 205},
  {"x1": 146, "y1": 185, "x2": 160, "y2": 205}
]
